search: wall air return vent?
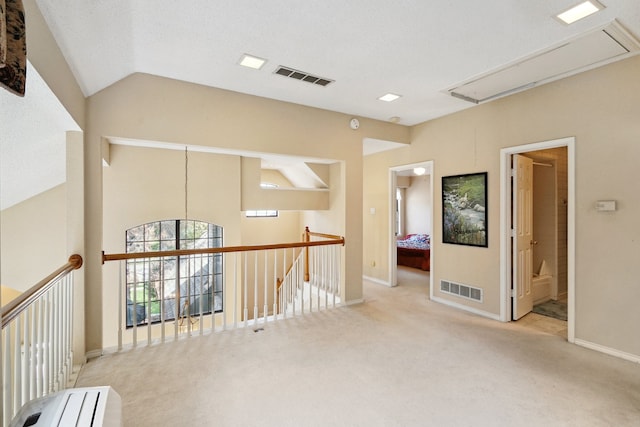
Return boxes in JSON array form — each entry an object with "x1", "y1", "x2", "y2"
[
  {"x1": 447, "y1": 20, "x2": 640, "y2": 104},
  {"x1": 440, "y1": 280, "x2": 483, "y2": 303},
  {"x1": 274, "y1": 66, "x2": 334, "y2": 87}
]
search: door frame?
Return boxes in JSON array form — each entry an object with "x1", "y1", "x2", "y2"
[
  {"x1": 499, "y1": 137, "x2": 575, "y2": 342},
  {"x1": 389, "y1": 161, "x2": 434, "y2": 297}
]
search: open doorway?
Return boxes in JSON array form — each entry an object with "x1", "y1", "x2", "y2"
[
  {"x1": 389, "y1": 161, "x2": 434, "y2": 296},
  {"x1": 500, "y1": 138, "x2": 575, "y2": 342}
]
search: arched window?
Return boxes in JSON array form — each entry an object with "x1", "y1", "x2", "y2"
[{"x1": 125, "y1": 220, "x2": 223, "y2": 327}]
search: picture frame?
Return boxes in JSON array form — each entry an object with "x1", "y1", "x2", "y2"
[{"x1": 442, "y1": 172, "x2": 488, "y2": 247}]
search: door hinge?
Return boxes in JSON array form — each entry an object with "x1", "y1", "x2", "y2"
[
  {"x1": 511, "y1": 168, "x2": 516, "y2": 177},
  {"x1": 511, "y1": 288, "x2": 516, "y2": 298}
]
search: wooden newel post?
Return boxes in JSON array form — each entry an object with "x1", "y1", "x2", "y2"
[{"x1": 304, "y1": 226, "x2": 310, "y2": 281}]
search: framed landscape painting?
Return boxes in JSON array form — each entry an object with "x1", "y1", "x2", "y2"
[{"x1": 442, "y1": 172, "x2": 488, "y2": 247}]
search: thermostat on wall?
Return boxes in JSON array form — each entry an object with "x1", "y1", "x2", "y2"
[{"x1": 595, "y1": 200, "x2": 616, "y2": 212}]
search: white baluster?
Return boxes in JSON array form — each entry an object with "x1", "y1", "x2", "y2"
[
  {"x1": 22, "y1": 306, "x2": 31, "y2": 404},
  {"x1": 273, "y1": 250, "x2": 278, "y2": 321},
  {"x1": 147, "y1": 258, "x2": 152, "y2": 345},
  {"x1": 281, "y1": 249, "x2": 287, "y2": 318},
  {"x1": 42, "y1": 293, "x2": 53, "y2": 396},
  {"x1": 291, "y1": 248, "x2": 296, "y2": 317},
  {"x1": 54, "y1": 285, "x2": 61, "y2": 391},
  {"x1": 132, "y1": 259, "x2": 138, "y2": 348},
  {"x1": 263, "y1": 251, "x2": 268, "y2": 323},
  {"x1": 253, "y1": 252, "x2": 258, "y2": 325},
  {"x1": 158, "y1": 257, "x2": 162, "y2": 343},
  {"x1": 30, "y1": 303, "x2": 38, "y2": 398},
  {"x1": 199, "y1": 254, "x2": 204, "y2": 335},
  {"x1": 60, "y1": 276, "x2": 70, "y2": 388},
  {"x1": 118, "y1": 261, "x2": 123, "y2": 351},
  {"x1": 4, "y1": 326, "x2": 13, "y2": 426},
  {"x1": 243, "y1": 253, "x2": 248, "y2": 328},
  {"x1": 232, "y1": 253, "x2": 237, "y2": 329},
  {"x1": 13, "y1": 316, "x2": 22, "y2": 414},
  {"x1": 38, "y1": 296, "x2": 45, "y2": 397}
]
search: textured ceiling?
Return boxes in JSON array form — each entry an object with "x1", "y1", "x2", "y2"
[
  {"x1": 0, "y1": 62, "x2": 80, "y2": 210},
  {"x1": 35, "y1": 0, "x2": 640, "y2": 126},
  {"x1": 2, "y1": 1, "x2": 640, "y2": 209}
]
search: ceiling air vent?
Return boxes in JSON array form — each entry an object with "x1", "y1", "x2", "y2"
[
  {"x1": 274, "y1": 66, "x2": 334, "y2": 87},
  {"x1": 447, "y1": 20, "x2": 640, "y2": 104}
]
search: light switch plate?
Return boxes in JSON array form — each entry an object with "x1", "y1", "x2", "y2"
[{"x1": 595, "y1": 200, "x2": 616, "y2": 211}]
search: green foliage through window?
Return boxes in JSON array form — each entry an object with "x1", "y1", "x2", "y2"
[{"x1": 125, "y1": 220, "x2": 223, "y2": 327}]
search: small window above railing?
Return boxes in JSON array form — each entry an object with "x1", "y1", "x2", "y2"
[
  {"x1": 245, "y1": 183, "x2": 278, "y2": 217},
  {"x1": 245, "y1": 210, "x2": 278, "y2": 218}
]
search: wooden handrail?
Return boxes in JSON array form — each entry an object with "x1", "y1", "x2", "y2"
[
  {"x1": 103, "y1": 237, "x2": 344, "y2": 263},
  {"x1": 2, "y1": 254, "x2": 83, "y2": 328},
  {"x1": 307, "y1": 231, "x2": 343, "y2": 240}
]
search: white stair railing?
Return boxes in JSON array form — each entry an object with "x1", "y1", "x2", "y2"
[
  {"x1": 278, "y1": 232, "x2": 342, "y2": 315},
  {"x1": 103, "y1": 228, "x2": 344, "y2": 350},
  {"x1": 1, "y1": 255, "x2": 83, "y2": 427}
]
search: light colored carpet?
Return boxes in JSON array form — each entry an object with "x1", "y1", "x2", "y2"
[{"x1": 76, "y1": 267, "x2": 640, "y2": 426}]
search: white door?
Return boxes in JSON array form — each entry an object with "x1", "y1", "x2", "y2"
[{"x1": 513, "y1": 154, "x2": 533, "y2": 320}]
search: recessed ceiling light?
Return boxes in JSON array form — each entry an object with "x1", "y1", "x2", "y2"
[
  {"x1": 378, "y1": 93, "x2": 401, "y2": 102},
  {"x1": 238, "y1": 54, "x2": 267, "y2": 70},
  {"x1": 556, "y1": 1, "x2": 604, "y2": 25}
]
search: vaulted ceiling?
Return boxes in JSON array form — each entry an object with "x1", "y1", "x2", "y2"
[
  {"x1": 2, "y1": 1, "x2": 639, "y2": 209},
  {"x1": 36, "y1": 0, "x2": 640, "y2": 125}
]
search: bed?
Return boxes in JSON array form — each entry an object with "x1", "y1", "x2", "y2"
[{"x1": 397, "y1": 234, "x2": 431, "y2": 271}]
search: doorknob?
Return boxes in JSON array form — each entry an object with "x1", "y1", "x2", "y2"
[{"x1": 530, "y1": 240, "x2": 538, "y2": 246}]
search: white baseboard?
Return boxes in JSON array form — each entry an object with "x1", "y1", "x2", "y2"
[
  {"x1": 574, "y1": 338, "x2": 640, "y2": 364},
  {"x1": 362, "y1": 275, "x2": 392, "y2": 287},
  {"x1": 85, "y1": 349, "x2": 104, "y2": 360},
  {"x1": 431, "y1": 296, "x2": 501, "y2": 321},
  {"x1": 343, "y1": 298, "x2": 365, "y2": 306}
]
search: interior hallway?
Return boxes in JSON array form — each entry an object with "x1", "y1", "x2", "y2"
[{"x1": 75, "y1": 266, "x2": 640, "y2": 426}]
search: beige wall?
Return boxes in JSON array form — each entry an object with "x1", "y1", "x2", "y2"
[
  {"x1": 241, "y1": 157, "x2": 330, "y2": 211},
  {"x1": 301, "y1": 163, "x2": 348, "y2": 300},
  {"x1": 0, "y1": 184, "x2": 67, "y2": 290},
  {"x1": 23, "y1": 0, "x2": 639, "y2": 360},
  {"x1": 363, "y1": 156, "x2": 391, "y2": 279},
  {"x1": 102, "y1": 145, "x2": 242, "y2": 348},
  {"x1": 87, "y1": 73, "x2": 408, "y2": 352},
  {"x1": 363, "y1": 55, "x2": 640, "y2": 357},
  {"x1": 240, "y1": 207, "x2": 302, "y2": 320}
]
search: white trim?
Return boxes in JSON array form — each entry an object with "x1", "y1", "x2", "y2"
[
  {"x1": 388, "y1": 169, "x2": 399, "y2": 287},
  {"x1": 574, "y1": 339, "x2": 640, "y2": 364},
  {"x1": 363, "y1": 275, "x2": 392, "y2": 287},
  {"x1": 388, "y1": 161, "x2": 434, "y2": 295},
  {"x1": 499, "y1": 137, "x2": 576, "y2": 343},
  {"x1": 343, "y1": 298, "x2": 365, "y2": 306},
  {"x1": 85, "y1": 349, "x2": 104, "y2": 360},
  {"x1": 431, "y1": 296, "x2": 501, "y2": 321}
]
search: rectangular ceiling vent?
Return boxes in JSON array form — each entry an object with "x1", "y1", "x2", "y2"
[
  {"x1": 274, "y1": 66, "x2": 334, "y2": 87},
  {"x1": 440, "y1": 280, "x2": 483, "y2": 303},
  {"x1": 447, "y1": 20, "x2": 640, "y2": 104}
]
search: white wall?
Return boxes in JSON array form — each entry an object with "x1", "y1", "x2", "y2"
[{"x1": 405, "y1": 175, "x2": 431, "y2": 236}]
